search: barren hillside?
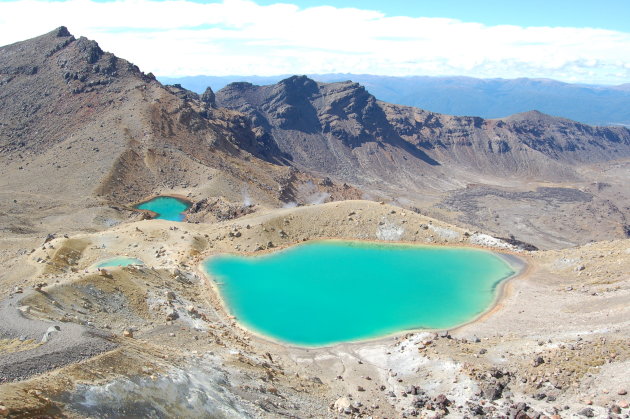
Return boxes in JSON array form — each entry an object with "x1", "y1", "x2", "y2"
[{"x1": 217, "y1": 76, "x2": 630, "y2": 248}]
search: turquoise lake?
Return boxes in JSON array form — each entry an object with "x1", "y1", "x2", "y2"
[
  {"x1": 203, "y1": 241, "x2": 517, "y2": 346},
  {"x1": 96, "y1": 256, "x2": 144, "y2": 268},
  {"x1": 135, "y1": 196, "x2": 191, "y2": 221}
]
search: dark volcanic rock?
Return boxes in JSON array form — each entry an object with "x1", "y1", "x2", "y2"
[
  {"x1": 186, "y1": 197, "x2": 256, "y2": 222},
  {"x1": 480, "y1": 381, "x2": 505, "y2": 400},
  {"x1": 201, "y1": 86, "x2": 216, "y2": 107},
  {"x1": 217, "y1": 75, "x2": 630, "y2": 192},
  {"x1": 578, "y1": 407, "x2": 595, "y2": 417}
]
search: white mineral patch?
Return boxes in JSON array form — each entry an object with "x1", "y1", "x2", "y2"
[
  {"x1": 469, "y1": 233, "x2": 516, "y2": 250},
  {"x1": 66, "y1": 363, "x2": 251, "y2": 418},
  {"x1": 428, "y1": 224, "x2": 461, "y2": 240},
  {"x1": 376, "y1": 219, "x2": 404, "y2": 241}
]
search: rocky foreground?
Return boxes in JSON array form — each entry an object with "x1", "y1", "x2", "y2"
[{"x1": 0, "y1": 200, "x2": 628, "y2": 418}]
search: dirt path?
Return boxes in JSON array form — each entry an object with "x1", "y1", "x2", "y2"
[{"x1": 0, "y1": 291, "x2": 117, "y2": 383}]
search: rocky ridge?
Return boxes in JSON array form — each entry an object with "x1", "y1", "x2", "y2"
[
  {"x1": 217, "y1": 75, "x2": 630, "y2": 184},
  {"x1": 217, "y1": 76, "x2": 630, "y2": 248}
]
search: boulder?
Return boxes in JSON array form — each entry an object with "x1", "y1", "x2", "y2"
[
  {"x1": 41, "y1": 325, "x2": 61, "y2": 343},
  {"x1": 578, "y1": 407, "x2": 594, "y2": 417},
  {"x1": 480, "y1": 381, "x2": 504, "y2": 400},
  {"x1": 413, "y1": 394, "x2": 429, "y2": 409},
  {"x1": 533, "y1": 393, "x2": 546, "y2": 400},
  {"x1": 435, "y1": 394, "x2": 450, "y2": 405},
  {"x1": 333, "y1": 397, "x2": 354, "y2": 413},
  {"x1": 319, "y1": 177, "x2": 333, "y2": 187}
]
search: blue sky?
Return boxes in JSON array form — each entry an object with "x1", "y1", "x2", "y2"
[
  {"x1": 0, "y1": 0, "x2": 629, "y2": 83},
  {"x1": 254, "y1": 0, "x2": 630, "y2": 32},
  {"x1": 76, "y1": 0, "x2": 630, "y2": 32}
]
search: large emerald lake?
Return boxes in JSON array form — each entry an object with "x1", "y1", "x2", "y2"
[
  {"x1": 135, "y1": 196, "x2": 191, "y2": 221},
  {"x1": 203, "y1": 241, "x2": 518, "y2": 346}
]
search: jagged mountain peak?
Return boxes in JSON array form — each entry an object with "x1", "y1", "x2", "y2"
[
  {"x1": 0, "y1": 25, "x2": 153, "y2": 91},
  {"x1": 0, "y1": 26, "x2": 163, "y2": 157},
  {"x1": 1, "y1": 28, "x2": 630, "y2": 252},
  {"x1": 277, "y1": 74, "x2": 318, "y2": 91},
  {"x1": 55, "y1": 25, "x2": 72, "y2": 37}
]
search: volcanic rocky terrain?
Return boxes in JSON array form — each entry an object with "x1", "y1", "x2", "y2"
[
  {"x1": 216, "y1": 76, "x2": 630, "y2": 250},
  {"x1": 0, "y1": 27, "x2": 629, "y2": 418}
]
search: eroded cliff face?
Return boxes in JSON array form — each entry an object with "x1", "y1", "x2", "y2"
[{"x1": 217, "y1": 75, "x2": 630, "y2": 187}]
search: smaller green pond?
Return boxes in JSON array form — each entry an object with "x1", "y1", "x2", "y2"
[
  {"x1": 135, "y1": 196, "x2": 191, "y2": 221},
  {"x1": 203, "y1": 241, "x2": 518, "y2": 346},
  {"x1": 96, "y1": 256, "x2": 144, "y2": 268}
]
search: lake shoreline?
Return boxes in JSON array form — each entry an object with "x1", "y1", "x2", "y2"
[
  {"x1": 132, "y1": 195, "x2": 192, "y2": 221},
  {"x1": 198, "y1": 239, "x2": 529, "y2": 349}
]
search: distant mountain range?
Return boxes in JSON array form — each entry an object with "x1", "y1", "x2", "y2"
[{"x1": 159, "y1": 74, "x2": 630, "y2": 127}]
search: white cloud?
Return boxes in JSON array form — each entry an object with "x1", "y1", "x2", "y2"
[{"x1": 0, "y1": 0, "x2": 629, "y2": 84}]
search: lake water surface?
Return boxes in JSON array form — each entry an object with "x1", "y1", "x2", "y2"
[
  {"x1": 203, "y1": 240, "x2": 518, "y2": 346},
  {"x1": 135, "y1": 196, "x2": 191, "y2": 221}
]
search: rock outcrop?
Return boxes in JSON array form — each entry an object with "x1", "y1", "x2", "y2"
[{"x1": 217, "y1": 76, "x2": 630, "y2": 189}]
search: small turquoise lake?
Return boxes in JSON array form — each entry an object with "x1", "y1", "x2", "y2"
[
  {"x1": 203, "y1": 241, "x2": 518, "y2": 346},
  {"x1": 135, "y1": 196, "x2": 191, "y2": 221}
]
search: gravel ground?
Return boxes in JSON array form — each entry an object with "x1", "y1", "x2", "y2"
[{"x1": 0, "y1": 291, "x2": 117, "y2": 383}]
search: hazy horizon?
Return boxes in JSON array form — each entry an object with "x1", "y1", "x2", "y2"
[{"x1": 158, "y1": 73, "x2": 630, "y2": 88}]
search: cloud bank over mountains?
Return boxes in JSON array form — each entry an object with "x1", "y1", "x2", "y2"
[{"x1": 1, "y1": 0, "x2": 629, "y2": 84}]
